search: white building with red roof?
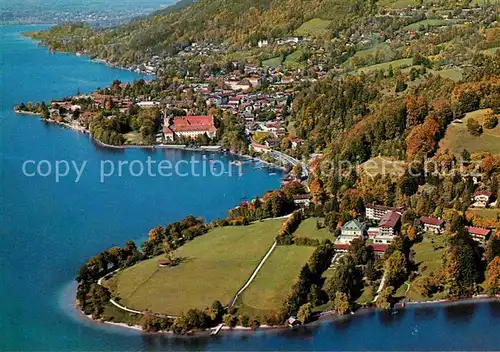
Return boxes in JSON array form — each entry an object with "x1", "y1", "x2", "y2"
[
  {"x1": 420, "y1": 216, "x2": 445, "y2": 234},
  {"x1": 163, "y1": 115, "x2": 217, "y2": 141},
  {"x1": 466, "y1": 226, "x2": 491, "y2": 244},
  {"x1": 472, "y1": 190, "x2": 492, "y2": 208},
  {"x1": 373, "y1": 210, "x2": 401, "y2": 244},
  {"x1": 365, "y1": 203, "x2": 404, "y2": 221}
]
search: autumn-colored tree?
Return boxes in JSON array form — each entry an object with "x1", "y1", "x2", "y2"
[
  {"x1": 281, "y1": 180, "x2": 306, "y2": 197},
  {"x1": 376, "y1": 286, "x2": 393, "y2": 310},
  {"x1": 309, "y1": 177, "x2": 327, "y2": 204},
  {"x1": 406, "y1": 95, "x2": 428, "y2": 127},
  {"x1": 297, "y1": 303, "x2": 313, "y2": 324},
  {"x1": 484, "y1": 110, "x2": 498, "y2": 129},
  {"x1": 467, "y1": 118, "x2": 483, "y2": 136},
  {"x1": 484, "y1": 256, "x2": 500, "y2": 296},
  {"x1": 484, "y1": 233, "x2": 500, "y2": 264},
  {"x1": 333, "y1": 292, "x2": 350, "y2": 315},
  {"x1": 405, "y1": 117, "x2": 439, "y2": 160},
  {"x1": 383, "y1": 250, "x2": 408, "y2": 287},
  {"x1": 441, "y1": 227, "x2": 482, "y2": 298}
]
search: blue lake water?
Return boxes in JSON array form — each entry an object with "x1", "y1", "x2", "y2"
[{"x1": 1, "y1": 24, "x2": 499, "y2": 351}]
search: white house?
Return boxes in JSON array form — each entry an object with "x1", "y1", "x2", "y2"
[
  {"x1": 419, "y1": 216, "x2": 445, "y2": 234},
  {"x1": 466, "y1": 226, "x2": 491, "y2": 244},
  {"x1": 472, "y1": 190, "x2": 492, "y2": 208},
  {"x1": 292, "y1": 194, "x2": 311, "y2": 207}
]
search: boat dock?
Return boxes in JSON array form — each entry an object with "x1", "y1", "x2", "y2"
[{"x1": 210, "y1": 323, "x2": 224, "y2": 336}]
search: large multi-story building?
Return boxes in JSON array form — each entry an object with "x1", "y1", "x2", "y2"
[
  {"x1": 163, "y1": 115, "x2": 217, "y2": 141},
  {"x1": 373, "y1": 210, "x2": 401, "y2": 244},
  {"x1": 365, "y1": 203, "x2": 403, "y2": 221}
]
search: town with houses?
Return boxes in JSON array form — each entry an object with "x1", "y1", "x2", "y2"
[{"x1": 14, "y1": 1, "x2": 500, "y2": 260}]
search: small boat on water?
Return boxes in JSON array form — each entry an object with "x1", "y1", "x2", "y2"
[
  {"x1": 269, "y1": 172, "x2": 277, "y2": 176},
  {"x1": 230, "y1": 161, "x2": 242, "y2": 166}
]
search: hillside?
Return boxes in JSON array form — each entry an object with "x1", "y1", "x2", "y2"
[{"x1": 27, "y1": 0, "x2": 375, "y2": 65}]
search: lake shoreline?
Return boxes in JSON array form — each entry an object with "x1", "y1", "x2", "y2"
[
  {"x1": 67, "y1": 271, "x2": 499, "y2": 337},
  {"x1": 13, "y1": 109, "x2": 289, "y2": 172}
]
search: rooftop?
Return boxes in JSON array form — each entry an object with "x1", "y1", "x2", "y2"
[{"x1": 379, "y1": 210, "x2": 401, "y2": 228}]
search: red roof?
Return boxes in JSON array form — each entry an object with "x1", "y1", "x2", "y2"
[
  {"x1": 466, "y1": 226, "x2": 491, "y2": 237},
  {"x1": 379, "y1": 211, "x2": 401, "y2": 228},
  {"x1": 292, "y1": 193, "x2": 311, "y2": 200},
  {"x1": 473, "y1": 190, "x2": 492, "y2": 197},
  {"x1": 420, "y1": 216, "x2": 444, "y2": 227},
  {"x1": 164, "y1": 115, "x2": 216, "y2": 134},
  {"x1": 367, "y1": 243, "x2": 388, "y2": 252},
  {"x1": 334, "y1": 243, "x2": 349, "y2": 250}
]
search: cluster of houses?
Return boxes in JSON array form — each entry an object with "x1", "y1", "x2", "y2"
[{"x1": 330, "y1": 201, "x2": 493, "y2": 255}]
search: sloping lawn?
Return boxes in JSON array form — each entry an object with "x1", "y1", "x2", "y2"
[
  {"x1": 104, "y1": 219, "x2": 284, "y2": 315},
  {"x1": 356, "y1": 58, "x2": 413, "y2": 74},
  {"x1": 284, "y1": 49, "x2": 306, "y2": 68},
  {"x1": 239, "y1": 245, "x2": 315, "y2": 313},
  {"x1": 439, "y1": 109, "x2": 500, "y2": 155},
  {"x1": 435, "y1": 68, "x2": 463, "y2": 82},
  {"x1": 295, "y1": 18, "x2": 332, "y2": 37},
  {"x1": 412, "y1": 232, "x2": 446, "y2": 276},
  {"x1": 404, "y1": 19, "x2": 451, "y2": 31},
  {"x1": 262, "y1": 56, "x2": 282, "y2": 67},
  {"x1": 293, "y1": 217, "x2": 333, "y2": 241}
]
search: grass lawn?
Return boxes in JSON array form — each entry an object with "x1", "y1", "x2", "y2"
[
  {"x1": 404, "y1": 19, "x2": 451, "y2": 31},
  {"x1": 359, "y1": 156, "x2": 405, "y2": 177},
  {"x1": 342, "y1": 43, "x2": 392, "y2": 69},
  {"x1": 355, "y1": 285, "x2": 375, "y2": 304},
  {"x1": 356, "y1": 58, "x2": 413, "y2": 74},
  {"x1": 378, "y1": 0, "x2": 419, "y2": 8},
  {"x1": 284, "y1": 49, "x2": 305, "y2": 68},
  {"x1": 239, "y1": 245, "x2": 316, "y2": 314},
  {"x1": 412, "y1": 232, "x2": 446, "y2": 276},
  {"x1": 466, "y1": 208, "x2": 500, "y2": 220},
  {"x1": 293, "y1": 217, "x2": 333, "y2": 241},
  {"x1": 399, "y1": 233, "x2": 448, "y2": 302},
  {"x1": 439, "y1": 109, "x2": 500, "y2": 155},
  {"x1": 481, "y1": 47, "x2": 500, "y2": 55},
  {"x1": 262, "y1": 56, "x2": 282, "y2": 67},
  {"x1": 123, "y1": 131, "x2": 144, "y2": 145},
  {"x1": 435, "y1": 68, "x2": 463, "y2": 82},
  {"x1": 104, "y1": 219, "x2": 284, "y2": 315},
  {"x1": 353, "y1": 43, "x2": 390, "y2": 58},
  {"x1": 295, "y1": 18, "x2": 331, "y2": 37}
]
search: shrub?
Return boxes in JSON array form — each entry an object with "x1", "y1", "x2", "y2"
[
  {"x1": 484, "y1": 112, "x2": 498, "y2": 129},
  {"x1": 467, "y1": 118, "x2": 483, "y2": 136}
]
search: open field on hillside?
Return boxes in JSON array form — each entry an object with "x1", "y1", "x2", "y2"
[
  {"x1": 356, "y1": 58, "x2": 413, "y2": 73},
  {"x1": 295, "y1": 18, "x2": 332, "y2": 37},
  {"x1": 284, "y1": 49, "x2": 306, "y2": 68},
  {"x1": 262, "y1": 56, "x2": 282, "y2": 67},
  {"x1": 238, "y1": 245, "x2": 316, "y2": 314},
  {"x1": 467, "y1": 208, "x2": 500, "y2": 220},
  {"x1": 439, "y1": 109, "x2": 500, "y2": 155},
  {"x1": 293, "y1": 217, "x2": 333, "y2": 241},
  {"x1": 359, "y1": 156, "x2": 405, "y2": 177},
  {"x1": 378, "y1": 0, "x2": 420, "y2": 8},
  {"x1": 435, "y1": 68, "x2": 463, "y2": 81},
  {"x1": 103, "y1": 219, "x2": 284, "y2": 315},
  {"x1": 404, "y1": 19, "x2": 451, "y2": 31},
  {"x1": 481, "y1": 47, "x2": 500, "y2": 55}
]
